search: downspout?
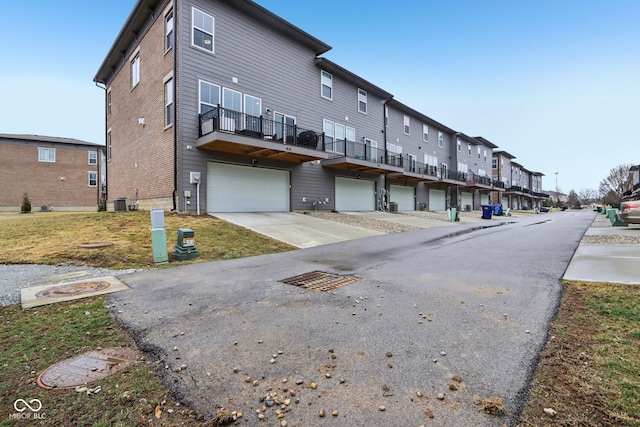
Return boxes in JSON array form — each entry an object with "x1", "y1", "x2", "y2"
[
  {"x1": 381, "y1": 99, "x2": 392, "y2": 211},
  {"x1": 95, "y1": 81, "x2": 108, "y2": 208},
  {"x1": 171, "y1": 0, "x2": 178, "y2": 211}
]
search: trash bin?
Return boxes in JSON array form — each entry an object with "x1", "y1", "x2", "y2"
[
  {"x1": 481, "y1": 205, "x2": 493, "y2": 220},
  {"x1": 389, "y1": 202, "x2": 398, "y2": 213},
  {"x1": 493, "y1": 204, "x2": 503, "y2": 216}
]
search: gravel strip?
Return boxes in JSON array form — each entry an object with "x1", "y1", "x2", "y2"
[
  {"x1": 0, "y1": 264, "x2": 141, "y2": 307},
  {"x1": 302, "y1": 211, "x2": 419, "y2": 233},
  {"x1": 581, "y1": 235, "x2": 640, "y2": 245}
]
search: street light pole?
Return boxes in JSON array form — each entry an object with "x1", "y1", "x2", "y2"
[{"x1": 555, "y1": 172, "x2": 559, "y2": 206}]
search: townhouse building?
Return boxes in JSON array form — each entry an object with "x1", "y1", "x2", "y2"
[
  {"x1": 623, "y1": 165, "x2": 640, "y2": 200},
  {"x1": 95, "y1": 0, "x2": 542, "y2": 214},
  {"x1": 0, "y1": 134, "x2": 104, "y2": 211}
]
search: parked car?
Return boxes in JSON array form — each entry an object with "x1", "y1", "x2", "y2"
[{"x1": 619, "y1": 200, "x2": 640, "y2": 224}]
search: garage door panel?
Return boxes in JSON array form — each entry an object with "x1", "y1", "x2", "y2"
[
  {"x1": 207, "y1": 163, "x2": 289, "y2": 212},
  {"x1": 461, "y1": 192, "x2": 473, "y2": 211},
  {"x1": 335, "y1": 177, "x2": 375, "y2": 211},
  {"x1": 429, "y1": 189, "x2": 446, "y2": 211},
  {"x1": 390, "y1": 185, "x2": 414, "y2": 211}
]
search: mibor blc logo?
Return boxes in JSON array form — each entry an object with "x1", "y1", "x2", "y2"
[{"x1": 9, "y1": 398, "x2": 46, "y2": 420}]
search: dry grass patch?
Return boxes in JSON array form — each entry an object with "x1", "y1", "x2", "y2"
[
  {"x1": 519, "y1": 281, "x2": 640, "y2": 426},
  {"x1": 0, "y1": 211, "x2": 294, "y2": 269}
]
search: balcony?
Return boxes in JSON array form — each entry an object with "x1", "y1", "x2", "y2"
[
  {"x1": 321, "y1": 139, "x2": 404, "y2": 175},
  {"x1": 387, "y1": 156, "x2": 442, "y2": 182},
  {"x1": 197, "y1": 107, "x2": 329, "y2": 163}
]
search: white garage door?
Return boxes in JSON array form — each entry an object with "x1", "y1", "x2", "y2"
[
  {"x1": 461, "y1": 191, "x2": 473, "y2": 211},
  {"x1": 207, "y1": 162, "x2": 289, "y2": 212},
  {"x1": 390, "y1": 185, "x2": 414, "y2": 211},
  {"x1": 429, "y1": 189, "x2": 446, "y2": 211},
  {"x1": 335, "y1": 177, "x2": 375, "y2": 211}
]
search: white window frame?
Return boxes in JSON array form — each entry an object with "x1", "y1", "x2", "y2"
[
  {"x1": 106, "y1": 90, "x2": 112, "y2": 116},
  {"x1": 403, "y1": 115, "x2": 410, "y2": 135},
  {"x1": 130, "y1": 55, "x2": 140, "y2": 89},
  {"x1": 38, "y1": 147, "x2": 55, "y2": 163},
  {"x1": 457, "y1": 138, "x2": 461, "y2": 152},
  {"x1": 358, "y1": 88, "x2": 367, "y2": 114},
  {"x1": 424, "y1": 154, "x2": 438, "y2": 167},
  {"x1": 165, "y1": 9, "x2": 174, "y2": 51},
  {"x1": 364, "y1": 138, "x2": 378, "y2": 162},
  {"x1": 477, "y1": 146, "x2": 481, "y2": 159},
  {"x1": 165, "y1": 78, "x2": 174, "y2": 127},
  {"x1": 321, "y1": 70, "x2": 333, "y2": 100},
  {"x1": 192, "y1": 7, "x2": 214, "y2": 52},
  {"x1": 484, "y1": 150, "x2": 487, "y2": 162},
  {"x1": 88, "y1": 171, "x2": 98, "y2": 187},
  {"x1": 222, "y1": 87, "x2": 242, "y2": 112},
  {"x1": 438, "y1": 132, "x2": 444, "y2": 148},
  {"x1": 408, "y1": 153, "x2": 417, "y2": 171},
  {"x1": 199, "y1": 80, "x2": 221, "y2": 114},
  {"x1": 492, "y1": 158, "x2": 498, "y2": 169},
  {"x1": 468, "y1": 143, "x2": 472, "y2": 156},
  {"x1": 107, "y1": 130, "x2": 112, "y2": 161},
  {"x1": 422, "y1": 124, "x2": 428, "y2": 142},
  {"x1": 88, "y1": 151, "x2": 97, "y2": 165},
  {"x1": 323, "y1": 119, "x2": 335, "y2": 152}
]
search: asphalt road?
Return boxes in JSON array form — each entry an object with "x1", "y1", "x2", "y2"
[{"x1": 110, "y1": 210, "x2": 595, "y2": 426}]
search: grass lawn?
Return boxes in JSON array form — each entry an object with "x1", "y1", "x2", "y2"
[{"x1": 0, "y1": 211, "x2": 293, "y2": 268}]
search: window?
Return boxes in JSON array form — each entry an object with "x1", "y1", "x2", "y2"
[
  {"x1": 408, "y1": 153, "x2": 417, "y2": 172},
  {"x1": 165, "y1": 10, "x2": 174, "y2": 51},
  {"x1": 321, "y1": 70, "x2": 332, "y2": 100},
  {"x1": 323, "y1": 119, "x2": 335, "y2": 151},
  {"x1": 88, "y1": 172, "x2": 97, "y2": 187},
  {"x1": 424, "y1": 154, "x2": 438, "y2": 167},
  {"x1": 222, "y1": 88, "x2": 242, "y2": 111},
  {"x1": 492, "y1": 158, "x2": 498, "y2": 169},
  {"x1": 457, "y1": 138, "x2": 461, "y2": 152},
  {"x1": 165, "y1": 79, "x2": 174, "y2": 126},
  {"x1": 438, "y1": 132, "x2": 444, "y2": 148},
  {"x1": 192, "y1": 7, "x2": 214, "y2": 52},
  {"x1": 364, "y1": 138, "x2": 378, "y2": 162},
  {"x1": 244, "y1": 94, "x2": 262, "y2": 131},
  {"x1": 458, "y1": 162, "x2": 469, "y2": 174},
  {"x1": 384, "y1": 105, "x2": 389, "y2": 128},
  {"x1": 477, "y1": 146, "x2": 481, "y2": 159},
  {"x1": 403, "y1": 115, "x2": 410, "y2": 135},
  {"x1": 274, "y1": 112, "x2": 295, "y2": 141},
  {"x1": 107, "y1": 131, "x2": 112, "y2": 161},
  {"x1": 422, "y1": 124, "x2": 428, "y2": 142},
  {"x1": 484, "y1": 150, "x2": 487, "y2": 162},
  {"x1": 38, "y1": 148, "x2": 55, "y2": 163},
  {"x1": 106, "y1": 91, "x2": 111, "y2": 116},
  {"x1": 358, "y1": 88, "x2": 367, "y2": 113},
  {"x1": 88, "y1": 151, "x2": 97, "y2": 165},
  {"x1": 346, "y1": 127, "x2": 356, "y2": 156},
  {"x1": 199, "y1": 80, "x2": 220, "y2": 114},
  {"x1": 468, "y1": 143, "x2": 472, "y2": 156},
  {"x1": 131, "y1": 55, "x2": 140, "y2": 89}
]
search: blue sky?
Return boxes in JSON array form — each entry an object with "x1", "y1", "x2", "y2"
[{"x1": 1, "y1": 0, "x2": 638, "y2": 194}]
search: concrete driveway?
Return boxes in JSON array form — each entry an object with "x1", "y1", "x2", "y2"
[{"x1": 212, "y1": 212, "x2": 383, "y2": 248}]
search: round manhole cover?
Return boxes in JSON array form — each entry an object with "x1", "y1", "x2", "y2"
[
  {"x1": 36, "y1": 281, "x2": 111, "y2": 299},
  {"x1": 37, "y1": 347, "x2": 137, "y2": 389}
]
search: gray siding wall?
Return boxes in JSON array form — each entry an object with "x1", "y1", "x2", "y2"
[{"x1": 175, "y1": 0, "x2": 387, "y2": 211}]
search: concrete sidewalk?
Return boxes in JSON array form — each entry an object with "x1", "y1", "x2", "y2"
[{"x1": 563, "y1": 213, "x2": 640, "y2": 284}]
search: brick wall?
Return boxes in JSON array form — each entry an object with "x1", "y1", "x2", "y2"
[
  {"x1": 106, "y1": 1, "x2": 175, "y2": 210},
  {"x1": 0, "y1": 141, "x2": 99, "y2": 210}
]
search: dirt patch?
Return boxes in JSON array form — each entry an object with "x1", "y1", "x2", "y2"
[{"x1": 518, "y1": 282, "x2": 640, "y2": 426}]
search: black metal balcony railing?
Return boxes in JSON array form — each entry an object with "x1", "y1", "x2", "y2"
[
  {"x1": 324, "y1": 138, "x2": 403, "y2": 166},
  {"x1": 199, "y1": 106, "x2": 323, "y2": 150},
  {"x1": 634, "y1": 182, "x2": 640, "y2": 191},
  {"x1": 493, "y1": 181, "x2": 505, "y2": 189}
]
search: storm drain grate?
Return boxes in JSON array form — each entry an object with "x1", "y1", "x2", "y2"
[
  {"x1": 280, "y1": 271, "x2": 359, "y2": 292},
  {"x1": 35, "y1": 281, "x2": 111, "y2": 299}
]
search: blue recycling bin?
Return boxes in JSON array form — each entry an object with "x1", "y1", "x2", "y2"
[
  {"x1": 493, "y1": 203, "x2": 503, "y2": 216},
  {"x1": 481, "y1": 205, "x2": 493, "y2": 219}
]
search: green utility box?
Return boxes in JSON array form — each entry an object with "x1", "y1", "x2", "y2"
[
  {"x1": 174, "y1": 228, "x2": 199, "y2": 261},
  {"x1": 151, "y1": 228, "x2": 169, "y2": 264}
]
